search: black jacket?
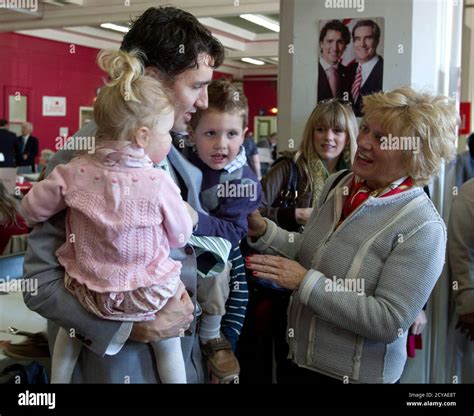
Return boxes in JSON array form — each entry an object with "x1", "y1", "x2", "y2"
[
  {"x1": 0, "y1": 128, "x2": 18, "y2": 167},
  {"x1": 16, "y1": 135, "x2": 39, "y2": 169}
]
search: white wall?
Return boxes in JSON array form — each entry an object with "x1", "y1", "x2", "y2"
[{"x1": 278, "y1": 0, "x2": 413, "y2": 151}]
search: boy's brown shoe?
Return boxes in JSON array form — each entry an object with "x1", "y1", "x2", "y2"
[{"x1": 201, "y1": 336, "x2": 240, "y2": 383}]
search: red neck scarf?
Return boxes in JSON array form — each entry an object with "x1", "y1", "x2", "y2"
[{"x1": 341, "y1": 176, "x2": 414, "y2": 221}]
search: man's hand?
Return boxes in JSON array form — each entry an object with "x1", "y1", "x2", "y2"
[
  {"x1": 129, "y1": 284, "x2": 194, "y2": 343},
  {"x1": 456, "y1": 313, "x2": 474, "y2": 341},
  {"x1": 23, "y1": 154, "x2": 28, "y2": 160},
  {"x1": 295, "y1": 208, "x2": 314, "y2": 225},
  {"x1": 247, "y1": 209, "x2": 267, "y2": 241},
  {"x1": 183, "y1": 201, "x2": 198, "y2": 227}
]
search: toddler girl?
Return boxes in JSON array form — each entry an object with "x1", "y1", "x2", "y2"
[{"x1": 21, "y1": 49, "x2": 192, "y2": 383}]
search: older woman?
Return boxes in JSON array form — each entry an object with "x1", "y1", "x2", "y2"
[{"x1": 246, "y1": 87, "x2": 458, "y2": 383}]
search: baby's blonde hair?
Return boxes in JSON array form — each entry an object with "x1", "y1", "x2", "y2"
[{"x1": 94, "y1": 49, "x2": 174, "y2": 142}]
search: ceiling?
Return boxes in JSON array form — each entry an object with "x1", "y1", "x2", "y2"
[{"x1": 0, "y1": 0, "x2": 280, "y2": 78}]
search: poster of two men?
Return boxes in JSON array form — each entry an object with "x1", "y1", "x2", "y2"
[{"x1": 317, "y1": 18, "x2": 384, "y2": 117}]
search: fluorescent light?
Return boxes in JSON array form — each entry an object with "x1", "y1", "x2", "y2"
[
  {"x1": 240, "y1": 14, "x2": 280, "y2": 33},
  {"x1": 100, "y1": 23, "x2": 129, "y2": 33},
  {"x1": 241, "y1": 57, "x2": 265, "y2": 66}
]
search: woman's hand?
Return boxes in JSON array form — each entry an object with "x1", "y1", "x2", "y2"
[
  {"x1": 245, "y1": 254, "x2": 308, "y2": 291},
  {"x1": 247, "y1": 209, "x2": 267, "y2": 241},
  {"x1": 410, "y1": 310, "x2": 427, "y2": 335},
  {"x1": 295, "y1": 208, "x2": 314, "y2": 225}
]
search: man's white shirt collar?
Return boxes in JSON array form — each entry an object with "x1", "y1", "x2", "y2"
[
  {"x1": 356, "y1": 55, "x2": 380, "y2": 86},
  {"x1": 320, "y1": 57, "x2": 338, "y2": 71}
]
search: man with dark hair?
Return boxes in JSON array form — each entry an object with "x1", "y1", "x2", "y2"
[
  {"x1": 23, "y1": 6, "x2": 225, "y2": 383},
  {"x1": 0, "y1": 119, "x2": 17, "y2": 168},
  {"x1": 317, "y1": 20, "x2": 352, "y2": 102},
  {"x1": 348, "y1": 19, "x2": 384, "y2": 116}
]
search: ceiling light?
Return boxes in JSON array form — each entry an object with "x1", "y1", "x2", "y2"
[
  {"x1": 241, "y1": 58, "x2": 265, "y2": 66},
  {"x1": 100, "y1": 23, "x2": 129, "y2": 33},
  {"x1": 240, "y1": 14, "x2": 280, "y2": 33}
]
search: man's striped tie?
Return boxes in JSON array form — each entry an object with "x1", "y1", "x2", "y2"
[{"x1": 351, "y1": 65, "x2": 362, "y2": 102}]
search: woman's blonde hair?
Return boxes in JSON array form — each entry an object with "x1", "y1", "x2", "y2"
[
  {"x1": 94, "y1": 49, "x2": 174, "y2": 142},
  {"x1": 0, "y1": 182, "x2": 20, "y2": 227},
  {"x1": 362, "y1": 86, "x2": 459, "y2": 186},
  {"x1": 295, "y1": 99, "x2": 358, "y2": 191}
]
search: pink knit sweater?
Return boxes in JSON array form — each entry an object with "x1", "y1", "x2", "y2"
[{"x1": 21, "y1": 141, "x2": 192, "y2": 293}]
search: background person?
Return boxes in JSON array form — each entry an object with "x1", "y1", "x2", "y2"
[
  {"x1": 0, "y1": 181, "x2": 28, "y2": 254},
  {"x1": 16, "y1": 122, "x2": 39, "y2": 172},
  {"x1": 243, "y1": 131, "x2": 261, "y2": 179},
  {"x1": 246, "y1": 87, "x2": 457, "y2": 383},
  {"x1": 0, "y1": 119, "x2": 17, "y2": 168},
  {"x1": 455, "y1": 132, "x2": 474, "y2": 188},
  {"x1": 447, "y1": 178, "x2": 474, "y2": 382}
]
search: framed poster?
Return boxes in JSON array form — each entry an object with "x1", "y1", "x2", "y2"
[
  {"x1": 8, "y1": 95, "x2": 27, "y2": 123},
  {"x1": 317, "y1": 18, "x2": 385, "y2": 117},
  {"x1": 43, "y1": 96, "x2": 66, "y2": 116}
]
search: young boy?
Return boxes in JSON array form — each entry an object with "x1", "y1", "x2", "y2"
[{"x1": 188, "y1": 79, "x2": 261, "y2": 382}]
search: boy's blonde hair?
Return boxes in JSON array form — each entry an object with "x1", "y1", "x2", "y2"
[
  {"x1": 94, "y1": 49, "x2": 174, "y2": 142},
  {"x1": 362, "y1": 86, "x2": 458, "y2": 186},
  {"x1": 189, "y1": 79, "x2": 248, "y2": 130}
]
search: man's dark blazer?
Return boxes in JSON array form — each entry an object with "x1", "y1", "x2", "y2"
[
  {"x1": 0, "y1": 128, "x2": 18, "y2": 167},
  {"x1": 317, "y1": 62, "x2": 352, "y2": 102},
  {"x1": 348, "y1": 56, "x2": 384, "y2": 116},
  {"x1": 16, "y1": 135, "x2": 39, "y2": 170}
]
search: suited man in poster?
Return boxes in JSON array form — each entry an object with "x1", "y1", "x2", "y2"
[
  {"x1": 348, "y1": 20, "x2": 384, "y2": 116},
  {"x1": 317, "y1": 20, "x2": 352, "y2": 102},
  {"x1": 16, "y1": 122, "x2": 39, "y2": 172}
]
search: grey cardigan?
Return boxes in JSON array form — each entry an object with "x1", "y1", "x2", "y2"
[
  {"x1": 249, "y1": 171, "x2": 447, "y2": 383},
  {"x1": 22, "y1": 122, "x2": 207, "y2": 383}
]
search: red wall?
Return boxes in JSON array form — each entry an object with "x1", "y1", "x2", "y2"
[
  {"x1": 243, "y1": 75, "x2": 278, "y2": 134},
  {"x1": 0, "y1": 33, "x2": 104, "y2": 154},
  {"x1": 0, "y1": 33, "x2": 276, "y2": 154}
]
